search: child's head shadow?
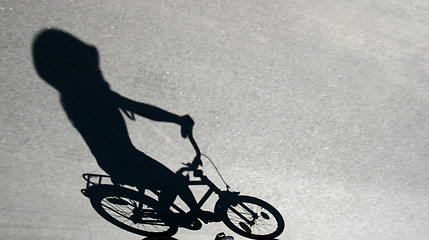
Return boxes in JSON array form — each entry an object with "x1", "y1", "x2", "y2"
[{"x1": 32, "y1": 28, "x2": 107, "y2": 93}]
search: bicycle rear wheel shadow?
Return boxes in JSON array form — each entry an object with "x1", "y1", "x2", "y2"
[{"x1": 83, "y1": 183, "x2": 178, "y2": 236}]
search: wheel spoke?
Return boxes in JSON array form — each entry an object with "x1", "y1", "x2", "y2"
[
  {"x1": 102, "y1": 200, "x2": 131, "y2": 218},
  {"x1": 91, "y1": 187, "x2": 176, "y2": 236},
  {"x1": 223, "y1": 196, "x2": 284, "y2": 238}
]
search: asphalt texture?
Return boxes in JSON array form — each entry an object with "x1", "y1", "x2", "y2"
[{"x1": 1, "y1": 1, "x2": 428, "y2": 240}]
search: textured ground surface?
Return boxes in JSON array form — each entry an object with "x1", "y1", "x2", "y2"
[{"x1": 1, "y1": 1, "x2": 428, "y2": 239}]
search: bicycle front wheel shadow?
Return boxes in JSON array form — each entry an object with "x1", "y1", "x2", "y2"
[
  {"x1": 220, "y1": 195, "x2": 284, "y2": 239},
  {"x1": 89, "y1": 185, "x2": 178, "y2": 237}
]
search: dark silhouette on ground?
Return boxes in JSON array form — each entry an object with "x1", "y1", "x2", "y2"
[
  {"x1": 32, "y1": 28, "x2": 208, "y2": 225},
  {"x1": 32, "y1": 29, "x2": 284, "y2": 240}
]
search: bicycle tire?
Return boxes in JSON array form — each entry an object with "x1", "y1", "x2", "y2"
[
  {"x1": 219, "y1": 195, "x2": 284, "y2": 239},
  {"x1": 88, "y1": 185, "x2": 178, "y2": 237}
]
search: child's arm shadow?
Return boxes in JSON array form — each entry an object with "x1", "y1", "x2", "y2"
[{"x1": 112, "y1": 92, "x2": 194, "y2": 138}]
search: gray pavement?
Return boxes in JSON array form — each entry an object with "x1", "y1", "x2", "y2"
[{"x1": 1, "y1": 1, "x2": 428, "y2": 239}]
